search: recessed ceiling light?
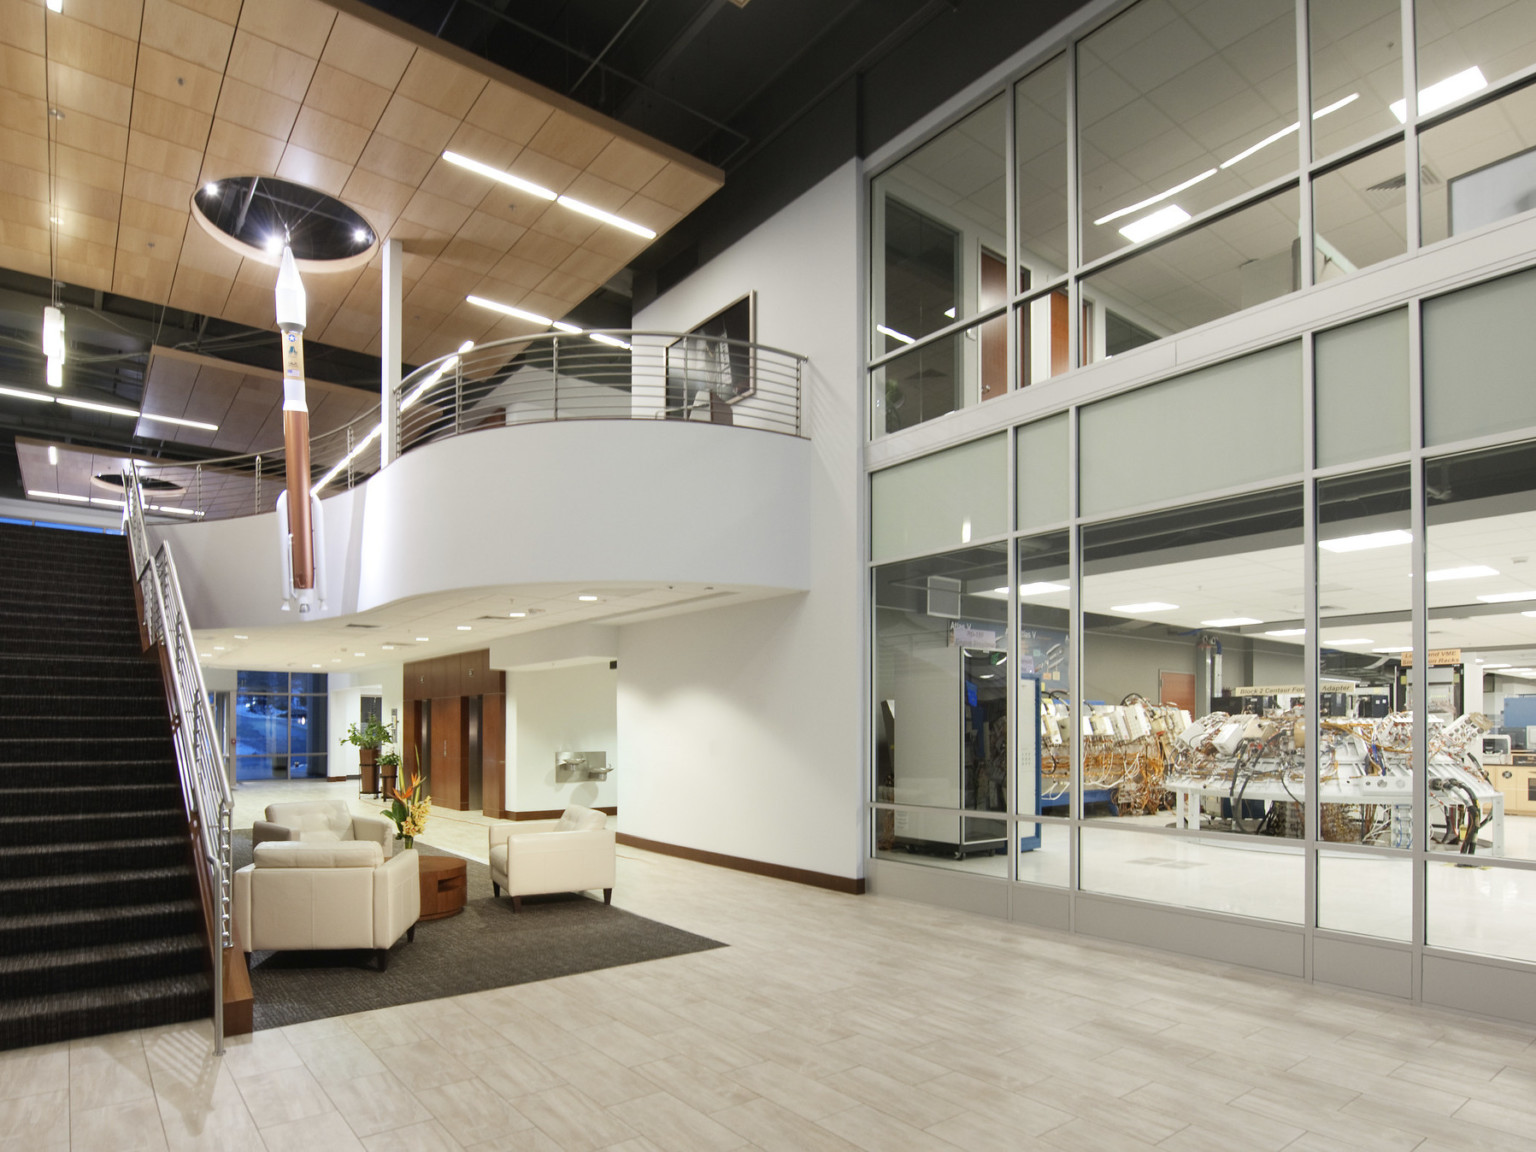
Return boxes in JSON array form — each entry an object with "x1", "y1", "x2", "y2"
[
  {"x1": 1484, "y1": 663, "x2": 1511, "y2": 669},
  {"x1": 1265, "y1": 628, "x2": 1306, "y2": 637},
  {"x1": 234, "y1": 634, "x2": 248, "y2": 640},
  {"x1": 1391, "y1": 66, "x2": 1486, "y2": 122},
  {"x1": 56, "y1": 396, "x2": 140, "y2": 418},
  {"x1": 1201, "y1": 617, "x2": 1262, "y2": 627},
  {"x1": 1323, "y1": 637, "x2": 1374, "y2": 645},
  {"x1": 442, "y1": 150, "x2": 655, "y2": 237},
  {"x1": 467, "y1": 294, "x2": 553, "y2": 328},
  {"x1": 1480, "y1": 592, "x2": 1536, "y2": 603},
  {"x1": 213, "y1": 646, "x2": 225, "y2": 651},
  {"x1": 312, "y1": 663, "x2": 321, "y2": 668},
  {"x1": 1425, "y1": 565, "x2": 1498, "y2": 582},
  {"x1": 578, "y1": 595, "x2": 599, "y2": 602},
  {"x1": 382, "y1": 645, "x2": 395, "y2": 650},
  {"x1": 46, "y1": 445, "x2": 57, "y2": 466},
  {"x1": 332, "y1": 658, "x2": 341, "y2": 663},
  {"x1": 1118, "y1": 205, "x2": 1190, "y2": 244},
  {"x1": 139, "y1": 412, "x2": 220, "y2": 431},
  {"x1": 416, "y1": 637, "x2": 429, "y2": 642},
  {"x1": 875, "y1": 324, "x2": 915, "y2": 345},
  {"x1": 1018, "y1": 582, "x2": 1068, "y2": 595},
  {"x1": 1112, "y1": 602, "x2": 1178, "y2": 613},
  {"x1": 1319, "y1": 529, "x2": 1412, "y2": 552},
  {"x1": 204, "y1": 182, "x2": 219, "y2": 195},
  {"x1": 457, "y1": 625, "x2": 472, "y2": 631},
  {"x1": 509, "y1": 611, "x2": 526, "y2": 618},
  {"x1": 354, "y1": 652, "x2": 364, "y2": 657},
  {"x1": 1370, "y1": 646, "x2": 1412, "y2": 653}
]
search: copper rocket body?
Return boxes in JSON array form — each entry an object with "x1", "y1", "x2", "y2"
[{"x1": 280, "y1": 325, "x2": 315, "y2": 590}]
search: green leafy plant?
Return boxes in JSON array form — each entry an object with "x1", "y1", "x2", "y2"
[
  {"x1": 378, "y1": 750, "x2": 401, "y2": 770},
  {"x1": 341, "y1": 718, "x2": 392, "y2": 750}
]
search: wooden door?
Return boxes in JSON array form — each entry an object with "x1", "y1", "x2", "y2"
[
  {"x1": 980, "y1": 249, "x2": 1007, "y2": 401},
  {"x1": 1159, "y1": 671, "x2": 1197, "y2": 712},
  {"x1": 429, "y1": 696, "x2": 468, "y2": 810},
  {"x1": 482, "y1": 692, "x2": 505, "y2": 819}
]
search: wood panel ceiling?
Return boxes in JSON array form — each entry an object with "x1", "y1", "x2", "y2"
[
  {"x1": 138, "y1": 345, "x2": 378, "y2": 453},
  {"x1": 0, "y1": 0, "x2": 722, "y2": 367}
]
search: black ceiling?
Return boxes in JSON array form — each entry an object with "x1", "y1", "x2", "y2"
[{"x1": 0, "y1": 0, "x2": 1090, "y2": 499}]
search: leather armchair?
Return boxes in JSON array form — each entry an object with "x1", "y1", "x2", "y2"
[
  {"x1": 253, "y1": 798, "x2": 394, "y2": 855},
  {"x1": 488, "y1": 806, "x2": 615, "y2": 911},
  {"x1": 233, "y1": 841, "x2": 420, "y2": 969}
]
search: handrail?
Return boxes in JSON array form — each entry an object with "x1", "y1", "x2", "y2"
[
  {"x1": 129, "y1": 330, "x2": 808, "y2": 522},
  {"x1": 122, "y1": 467, "x2": 233, "y2": 1055}
]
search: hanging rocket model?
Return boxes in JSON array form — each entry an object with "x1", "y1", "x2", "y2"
[{"x1": 274, "y1": 244, "x2": 326, "y2": 613}]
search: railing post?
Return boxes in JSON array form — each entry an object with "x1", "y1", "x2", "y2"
[
  {"x1": 796, "y1": 359, "x2": 803, "y2": 436},
  {"x1": 454, "y1": 357, "x2": 463, "y2": 437},
  {"x1": 552, "y1": 336, "x2": 559, "y2": 420},
  {"x1": 253, "y1": 455, "x2": 262, "y2": 516}
]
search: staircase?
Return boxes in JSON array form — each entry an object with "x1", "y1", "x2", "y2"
[{"x1": 0, "y1": 522, "x2": 210, "y2": 1051}]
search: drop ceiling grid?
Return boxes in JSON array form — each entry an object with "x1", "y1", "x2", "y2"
[{"x1": 0, "y1": 0, "x2": 720, "y2": 378}]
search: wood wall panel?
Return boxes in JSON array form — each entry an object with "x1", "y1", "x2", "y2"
[
  {"x1": 429, "y1": 695, "x2": 467, "y2": 811},
  {"x1": 481, "y1": 692, "x2": 504, "y2": 819}
]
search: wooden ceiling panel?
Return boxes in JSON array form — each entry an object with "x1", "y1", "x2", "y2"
[
  {"x1": 584, "y1": 136, "x2": 669, "y2": 193},
  {"x1": 131, "y1": 92, "x2": 214, "y2": 150},
  {"x1": 139, "y1": 0, "x2": 237, "y2": 69},
  {"x1": 464, "y1": 84, "x2": 552, "y2": 148},
  {"x1": 47, "y1": 62, "x2": 132, "y2": 125},
  {"x1": 396, "y1": 53, "x2": 485, "y2": 120},
  {"x1": 374, "y1": 94, "x2": 459, "y2": 158},
  {"x1": 48, "y1": 15, "x2": 138, "y2": 86},
  {"x1": 303, "y1": 65, "x2": 391, "y2": 133},
  {"x1": 238, "y1": 0, "x2": 335, "y2": 59},
  {"x1": 318, "y1": 11, "x2": 413, "y2": 86},
  {"x1": 15, "y1": 0, "x2": 721, "y2": 377},
  {"x1": 55, "y1": 109, "x2": 128, "y2": 162},
  {"x1": 276, "y1": 144, "x2": 350, "y2": 197},
  {"x1": 1, "y1": 0, "x2": 45, "y2": 55},
  {"x1": 202, "y1": 119, "x2": 284, "y2": 174},
  {"x1": 215, "y1": 77, "x2": 300, "y2": 140},
  {"x1": 131, "y1": 47, "x2": 223, "y2": 113},
  {"x1": 126, "y1": 132, "x2": 203, "y2": 186}
]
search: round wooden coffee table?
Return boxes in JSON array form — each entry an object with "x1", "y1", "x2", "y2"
[{"x1": 417, "y1": 854, "x2": 468, "y2": 920}]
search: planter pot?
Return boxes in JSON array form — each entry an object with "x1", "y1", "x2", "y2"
[{"x1": 359, "y1": 747, "x2": 378, "y2": 796}]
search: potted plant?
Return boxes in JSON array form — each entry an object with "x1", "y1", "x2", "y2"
[
  {"x1": 377, "y1": 749, "x2": 402, "y2": 804},
  {"x1": 341, "y1": 718, "x2": 393, "y2": 796}
]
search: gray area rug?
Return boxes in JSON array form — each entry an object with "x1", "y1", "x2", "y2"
[{"x1": 232, "y1": 831, "x2": 724, "y2": 1031}]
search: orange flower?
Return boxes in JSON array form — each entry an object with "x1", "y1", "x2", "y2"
[{"x1": 390, "y1": 770, "x2": 421, "y2": 804}]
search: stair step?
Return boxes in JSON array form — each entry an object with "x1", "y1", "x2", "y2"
[
  {"x1": 0, "y1": 866, "x2": 196, "y2": 917},
  {"x1": 0, "y1": 735, "x2": 176, "y2": 763},
  {"x1": 0, "y1": 695, "x2": 165, "y2": 719},
  {"x1": 0, "y1": 972, "x2": 210, "y2": 1053},
  {"x1": 0, "y1": 760, "x2": 181, "y2": 788},
  {"x1": 0, "y1": 782, "x2": 180, "y2": 817},
  {"x1": 0, "y1": 934, "x2": 207, "y2": 1000},
  {"x1": 0, "y1": 898, "x2": 203, "y2": 956},
  {"x1": 0, "y1": 835, "x2": 186, "y2": 879},
  {"x1": 0, "y1": 808, "x2": 185, "y2": 847},
  {"x1": 2, "y1": 716, "x2": 172, "y2": 741}
]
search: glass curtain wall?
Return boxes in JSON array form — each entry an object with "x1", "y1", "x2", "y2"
[
  {"x1": 234, "y1": 671, "x2": 328, "y2": 780},
  {"x1": 869, "y1": 267, "x2": 1536, "y2": 970},
  {"x1": 870, "y1": 0, "x2": 1536, "y2": 437}
]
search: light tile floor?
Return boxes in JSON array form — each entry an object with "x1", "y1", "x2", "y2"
[{"x1": 4, "y1": 779, "x2": 1535, "y2": 1150}]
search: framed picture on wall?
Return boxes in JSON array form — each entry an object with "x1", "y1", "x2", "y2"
[{"x1": 664, "y1": 292, "x2": 755, "y2": 420}]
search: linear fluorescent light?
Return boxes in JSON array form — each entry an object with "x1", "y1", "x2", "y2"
[
  {"x1": 1323, "y1": 637, "x2": 1374, "y2": 646},
  {"x1": 46, "y1": 445, "x2": 57, "y2": 466},
  {"x1": 468, "y1": 294, "x2": 552, "y2": 327},
  {"x1": 441, "y1": 151, "x2": 556, "y2": 201},
  {"x1": 1111, "y1": 602, "x2": 1178, "y2": 613},
  {"x1": 1265, "y1": 628, "x2": 1306, "y2": 637},
  {"x1": 1425, "y1": 565, "x2": 1498, "y2": 582},
  {"x1": 27, "y1": 489, "x2": 88, "y2": 502},
  {"x1": 1314, "y1": 92, "x2": 1361, "y2": 119},
  {"x1": 0, "y1": 385, "x2": 57, "y2": 403},
  {"x1": 90, "y1": 497, "x2": 125, "y2": 507},
  {"x1": 876, "y1": 324, "x2": 915, "y2": 345},
  {"x1": 1201, "y1": 617, "x2": 1262, "y2": 627},
  {"x1": 1483, "y1": 663, "x2": 1511, "y2": 669},
  {"x1": 1018, "y1": 581, "x2": 1068, "y2": 595},
  {"x1": 590, "y1": 332, "x2": 632, "y2": 350},
  {"x1": 400, "y1": 354, "x2": 462, "y2": 413},
  {"x1": 139, "y1": 412, "x2": 220, "y2": 432},
  {"x1": 311, "y1": 422, "x2": 383, "y2": 496},
  {"x1": 148, "y1": 504, "x2": 201, "y2": 517},
  {"x1": 1478, "y1": 591, "x2": 1536, "y2": 603},
  {"x1": 552, "y1": 320, "x2": 582, "y2": 334},
  {"x1": 1095, "y1": 169, "x2": 1216, "y2": 227},
  {"x1": 1119, "y1": 205, "x2": 1190, "y2": 244},
  {"x1": 1220, "y1": 123, "x2": 1299, "y2": 170},
  {"x1": 1371, "y1": 646, "x2": 1411, "y2": 653},
  {"x1": 443, "y1": 151, "x2": 655, "y2": 237},
  {"x1": 45, "y1": 0, "x2": 62, "y2": 11},
  {"x1": 556, "y1": 195, "x2": 656, "y2": 238},
  {"x1": 1391, "y1": 67, "x2": 1486, "y2": 123},
  {"x1": 1523, "y1": 611, "x2": 1536, "y2": 619},
  {"x1": 1319, "y1": 529, "x2": 1412, "y2": 552},
  {"x1": 56, "y1": 396, "x2": 140, "y2": 418}
]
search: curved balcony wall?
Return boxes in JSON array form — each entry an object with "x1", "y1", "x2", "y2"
[{"x1": 147, "y1": 333, "x2": 810, "y2": 629}]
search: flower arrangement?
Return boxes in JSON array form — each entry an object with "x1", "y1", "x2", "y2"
[{"x1": 382, "y1": 769, "x2": 432, "y2": 849}]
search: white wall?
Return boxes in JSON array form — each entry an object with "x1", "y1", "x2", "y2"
[
  {"x1": 509, "y1": 662, "x2": 618, "y2": 813},
  {"x1": 327, "y1": 664, "x2": 405, "y2": 779},
  {"x1": 619, "y1": 161, "x2": 865, "y2": 879}
]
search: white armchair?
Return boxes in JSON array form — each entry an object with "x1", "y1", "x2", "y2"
[
  {"x1": 253, "y1": 799, "x2": 394, "y2": 855},
  {"x1": 488, "y1": 806, "x2": 615, "y2": 911},
  {"x1": 233, "y1": 841, "x2": 420, "y2": 970}
]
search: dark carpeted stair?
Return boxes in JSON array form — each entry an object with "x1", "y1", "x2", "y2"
[{"x1": 0, "y1": 523, "x2": 210, "y2": 1051}]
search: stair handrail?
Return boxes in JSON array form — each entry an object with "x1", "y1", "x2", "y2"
[{"x1": 122, "y1": 467, "x2": 233, "y2": 1055}]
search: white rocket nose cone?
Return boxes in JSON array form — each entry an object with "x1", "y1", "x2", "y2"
[{"x1": 275, "y1": 244, "x2": 307, "y2": 330}]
